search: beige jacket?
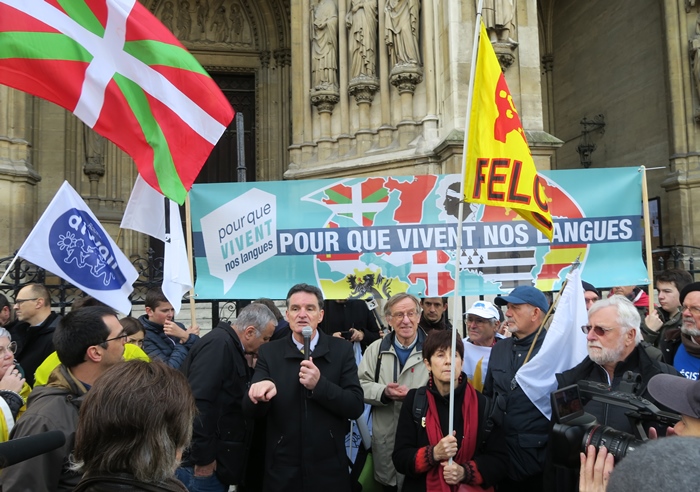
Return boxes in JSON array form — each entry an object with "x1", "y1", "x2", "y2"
[{"x1": 357, "y1": 331, "x2": 429, "y2": 486}]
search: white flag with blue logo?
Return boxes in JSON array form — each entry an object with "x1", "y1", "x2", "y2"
[{"x1": 16, "y1": 181, "x2": 138, "y2": 314}]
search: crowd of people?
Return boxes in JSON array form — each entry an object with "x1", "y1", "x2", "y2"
[{"x1": 0, "y1": 271, "x2": 698, "y2": 491}]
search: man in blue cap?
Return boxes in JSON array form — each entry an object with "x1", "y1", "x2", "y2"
[{"x1": 483, "y1": 285, "x2": 550, "y2": 491}]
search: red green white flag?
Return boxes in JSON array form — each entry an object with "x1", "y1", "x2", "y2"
[{"x1": 0, "y1": 0, "x2": 234, "y2": 204}]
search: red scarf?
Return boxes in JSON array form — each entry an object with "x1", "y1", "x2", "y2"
[{"x1": 424, "y1": 383, "x2": 480, "y2": 492}]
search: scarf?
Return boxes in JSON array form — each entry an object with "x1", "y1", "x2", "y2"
[{"x1": 424, "y1": 383, "x2": 480, "y2": 492}]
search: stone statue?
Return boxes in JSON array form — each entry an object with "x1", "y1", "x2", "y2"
[
  {"x1": 480, "y1": 0, "x2": 515, "y2": 43},
  {"x1": 195, "y1": 0, "x2": 209, "y2": 41},
  {"x1": 211, "y1": 5, "x2": 230, "y2": 43},
  {"x1": 384, "y1": 0, "x2": 421, "y2": 67},
  {"x1": 160, "y1": 1, "x2": 175, "y2": 32},
  {"x1": 311, "y1": 0, "x2": 339, "y2": 91},
  {"x1": 177, "y1": 1, "x2": 192, "y2": 39},
  {"x1": 346, "y1": 0, "x2": 378, "y2": 79},
  {"x1": 691, "y1": 13, "x2": 700, "y2": 120}
]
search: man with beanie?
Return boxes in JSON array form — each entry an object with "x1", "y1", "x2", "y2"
[
  {"x1": 581, "y1": 281, "x2": 601, "y2": 310},
  {"x1": 672, "y1": 281, "x2": 700, "y2": 379},
  {"x1": 484, "y1": 285, "x2": 551, "y2": 491}
]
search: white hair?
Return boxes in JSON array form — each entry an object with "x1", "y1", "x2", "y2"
[{"x1": 588, "y1": 295, "x2": 642, "y2": 344}]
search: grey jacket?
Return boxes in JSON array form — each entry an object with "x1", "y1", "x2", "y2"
[
  {"x1": 357, "y1": 331, "x2": 429, "y2": 486},
  {"x1": 0, "y1": 365, "x2": 87, "y2": 492}
]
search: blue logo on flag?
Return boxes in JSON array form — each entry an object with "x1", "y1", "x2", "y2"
[{"x1": 49, "y1": 209, "x2": 128, "y2": 290}]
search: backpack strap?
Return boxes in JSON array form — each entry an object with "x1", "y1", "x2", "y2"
[
  {"x1": 374, "y1": 333, "x2": 395, "y2": 383},
  {"x1": 413, "y1": 386, "x2": 428, "y2": 425}
]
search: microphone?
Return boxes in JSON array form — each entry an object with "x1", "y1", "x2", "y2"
[
  {"x1": 302, "y1": 326, "x2": 313, "y2": 360},
  {"x1": 0, "y1": 430, "x2": 66, "y2": 467}
]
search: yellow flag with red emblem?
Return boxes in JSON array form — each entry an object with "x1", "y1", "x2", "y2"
[{"x1": 464, "y1": 23, "x2": 554, "y2": 241}]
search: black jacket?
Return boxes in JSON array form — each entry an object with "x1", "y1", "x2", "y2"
[
  {"x1": 10, "y1": 312, "x2": 61, "y2": 386},
  {"x1": 241, "y1": 330, "x2": 364, "y2": 492},
  {"x1": 179, "y1": 321, "x2": 254, "y2": 485},
  {"x1": 392, "y1": 378, "x2": 508, "y2": 491},
  {"x1": 483, "y1": 329, "x2": 549, "y2": 482},
  {"x1": 318, "y1": 300, "x2": 381, "y2": 351},
  {"x1": 555, "y1": 344, "x2": 679, "y2": 434}
]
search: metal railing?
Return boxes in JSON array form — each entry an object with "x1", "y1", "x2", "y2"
[{"x1": 0, "y1": 250, "x2": 243, "y2": 326}]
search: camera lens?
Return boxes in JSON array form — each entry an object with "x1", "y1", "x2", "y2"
[{"x1": 583, "y1": 425, "x2": 643, "y2": 462}]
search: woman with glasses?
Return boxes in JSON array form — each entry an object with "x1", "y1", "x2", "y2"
[
  {"x1": 392, "y1": 330, "x2": 508, "y2": 492},
  {"x1": 0, "y1": 327, "x2": 31, "y2": 442}
]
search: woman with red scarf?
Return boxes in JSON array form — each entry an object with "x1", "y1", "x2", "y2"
[{"x1": 392, "y1": 331, "x2": 507, "y2": 491}]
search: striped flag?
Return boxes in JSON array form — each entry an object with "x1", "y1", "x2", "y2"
[{"x1": 0, "y1": 0, "x2": 234, "y2": 204}]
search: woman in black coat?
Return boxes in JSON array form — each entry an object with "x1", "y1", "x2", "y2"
[{"x1": 393, "y1": 331, "x2": 508, "y2": 491}]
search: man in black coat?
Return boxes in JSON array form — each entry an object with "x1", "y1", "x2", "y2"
[
  {"x1": 177, "y1": 303, "x2": 277, "y2": 492},
  {"x1": 10, "y1": 283, "x2": 61, "y2": 386},
  {"x1": 484, "y1": 285, "x2": 551, "y2": 492},
  {"x1": 243, "y1": 283, "x2": 364, "y2": 492}
]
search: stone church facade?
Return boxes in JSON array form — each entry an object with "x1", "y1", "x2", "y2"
[{"x1": 1, "y1": 0, "x2": 699, "y2": 265}]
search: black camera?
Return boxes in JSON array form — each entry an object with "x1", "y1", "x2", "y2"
[{"x1": 550, "y1": 380, "x2": 680, "y2": 468}]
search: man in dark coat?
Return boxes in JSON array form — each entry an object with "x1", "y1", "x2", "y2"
[
  {"x1": 242, "y1": 283, "x2": 364, "y2": 492},
  {"x1": 10, "y1": 283, "x2": 61, "y2": 386},
  {"x1": 484, "y1": 285, "x2": 551, "y2": 491},
  {"x1": 177, "y1": 303, "x2": 277, "y2": 492}
]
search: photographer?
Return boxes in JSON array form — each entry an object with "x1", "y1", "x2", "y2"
[
  {"x1": 548, "y1": 296, "x2": 679, "y2": 492},
  {"x1": 556, "y1": 296, "x2": 678, "y2": 435}
]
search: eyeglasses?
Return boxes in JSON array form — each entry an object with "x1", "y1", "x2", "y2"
[
  {"x1": 0, "y1": 341, "x2": 17, "y2": 357},
  {"x1": 390, "y1": 310, "x2": 418, "y2": 320},
  {"x1": 466, "y1": 316, "x2": 490, "y2": 324},
  {"x1": 14, "y1": 298, "x2": 38, "y2": 306},
  {"x1": 103, "y1": 330, "x2": 128, "y2": 344},
  {"x1": 581, "y1": 325, "x2": 615, "y2": 337},
  {"x1": 683, "y1": 305, "x2": 700, "y2": 316}
]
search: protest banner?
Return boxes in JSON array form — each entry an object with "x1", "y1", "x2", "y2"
[{"x1": 190, "y1": 168, "x2": 647, "y2": 300}]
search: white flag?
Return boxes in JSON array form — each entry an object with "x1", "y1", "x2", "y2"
[
  {"x1": 515, "y1": 267, "x2": 589, "y2": 419},
  {"x1": 16, "y1": 181, "x2": 138, "y2": 314},
  {"x1": 121, "y1": 175, "x2": 192, "y2": 313}
]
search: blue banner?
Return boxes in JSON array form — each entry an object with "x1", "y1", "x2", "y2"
[{"x1": 190, "y1": 169, "x2": 648, "y2": 299}]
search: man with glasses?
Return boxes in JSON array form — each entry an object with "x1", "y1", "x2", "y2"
[
  {"x1": 0, "y1": 306, "x2": 126, "y2": 491},
  {"x1": 556, "y1": 295, "x2": 678, "y2": 436},
  {"x1": 358, "y1": 292, "x2": 429, "y2": 491},
  {"x1": 666, "y1": 282, "x2": 700, "y2": 379},
  {"x1": 9, "y1": 283, "x2": 62, "y2": 386}
]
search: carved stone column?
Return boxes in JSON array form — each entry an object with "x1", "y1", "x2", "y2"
[
  {"x1": 349, "y1": 76, "x2": 379, "y2": 152},
  {"x1": 390, "y1": 65, "x2": 423, "y2": 146},
  {"x1": 310, "y1": 90, "x2": 339, "y2": 159}
]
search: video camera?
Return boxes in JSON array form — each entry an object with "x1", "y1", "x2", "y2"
[{"x1": 550, "y1": 378, "x2": 680, "y2": 468}]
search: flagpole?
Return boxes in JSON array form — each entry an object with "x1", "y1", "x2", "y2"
[
  {"x1": 185, "y1": 194, "x2": 197, "y2": 329},
  {"x1": 0, "y1": 254, "x2": 19, "y2": 286},
  {"x1": 640, "y1": 166, "x2": 654, "y2": 314},
  {"x1": 448, "y1": 0, "x2": 484, "y2": 457}
]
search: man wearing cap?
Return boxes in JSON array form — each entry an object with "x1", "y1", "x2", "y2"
[
  {"x1": 641, "y1": 269, "x2": 693, "y2": 364},
  {"x1": 483, "y1": 285, "x2": 551, "y2": 491},
  {"x1": 648, "y1": 373, "x2": 700, "y2": 436},
  {"x1": 462, "y1": 301, "x2": 500, "y2": 391},
  {"x1": 671, "y1": 281, "x2": 700, "y2": 380}
]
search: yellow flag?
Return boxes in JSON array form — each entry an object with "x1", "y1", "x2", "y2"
[{"x1": 464, "y1": 23, "x2": 554, "y2": 241}]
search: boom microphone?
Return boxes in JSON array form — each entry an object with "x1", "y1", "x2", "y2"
[
  {"x1": 302, "y1": 326, "x2": 313, "y2": 360},
  {"x1": 0, "y1": 430, "x2": 66, "y2": 467}
]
